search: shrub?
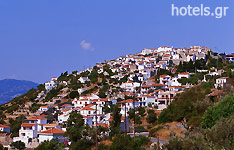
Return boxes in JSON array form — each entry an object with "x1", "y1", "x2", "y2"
[
  {"x1": 146, "y1": 109, "x2": 157, "y2": 124},
  {"x1": 202, "y1": 94, "x2": 234, "y2": 128}
]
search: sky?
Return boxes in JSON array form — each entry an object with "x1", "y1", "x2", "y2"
[{"x1": 0, "y1": 0, "x2": 233, "y2": 83}]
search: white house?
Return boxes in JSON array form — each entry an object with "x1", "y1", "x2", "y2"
[
  {"x1": 190, "y1": 46, "x2": 201, "y2": 53},
  {"x1": 186, "y1": 54, "x2": 196, "y2": 62},
  {"x1": 45, "y1": 78, "x2": 57, "y2": 91},
  {"x1": 118, "y1": 99, "x2": 141, "y2": 116},
  {"x1": 155, "y1": 61, "x2": 167, "y2": 69},
  {"x1": 169, "y1": 77, "x2": 182, "y2": 87},
  {"x1": 78, "y1": 77, "x2": 90, "y2": 83},
  {"x1": 159, "y1": 75, "x2": 171, "y2": 86},
  {"x1": 25, "y1": 116, "x2": 47, "y2": 131},
  {"x1": 42, "y1": 124, "x2": 62, "y2": 131},
  {"x1": 141, "y1": 49, "x2": 153, "y2": 55},
  {"x1": 39, "y1": 105, "x2": 51, "y2": 112},
  {"x1": 137, "y1": 62, "x2": 145, "y2": 70},
  {"x1": 214, "y1": 77, "x2": 232, "y2": 88},
  {"x1": 80, "y1": 104, "x2": 97, "y2": 116},
  {"x1": 156, "y1": 91, "x2": 175, "y2": 110},
  {"x1": 58, "y1": 114, "x2": 70, "y2": 124},
  {"x1": 139, "y1": 95, "x2": 155, "y2": 107},
  {"x1": 38, "y1": 128, "x2": 66, "y2": 143},
  {"x1": 120, "y1": 81, "x2": 141, "y2": 92},
  {"x1": 178, "y1": 73, "x2": 190, "y2": 79},
  {"x1": 157, "y1": 46, "x2": 173, "y2": 52},
  {"x1": 111, "y1": 68, "x2": 120, "y2": 73},
  {"x1": 13, "y1": 123, "x2": 38, "y2": 144}
]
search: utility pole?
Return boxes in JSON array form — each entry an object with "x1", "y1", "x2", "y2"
[
  {"x1": 157, "y1": 134, "x2": 160, "y2": 150},
  {"x1": 95, "y1": 103, "x2": 98, "y2": 150},
  {"x1": 124, "y1": 84, "x2": 127, "y2": 137},
  {"x1": 133, "y1": 89, "x2": 136, "y2": 141},
  {"x1": 124, "y1": 98, "x2": 127, "y2": 137}
]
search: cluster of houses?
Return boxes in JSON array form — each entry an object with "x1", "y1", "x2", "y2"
[
  {"x1": 3, "y1": 45, "x2": 233, "y2": 149},
  {"x1": 12, "y1": 115, "x2": 66, "y2": 147}
]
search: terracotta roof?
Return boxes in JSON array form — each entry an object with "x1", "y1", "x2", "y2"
[
  {"x1": 21, "y1": 123, "x2": 36, "y2": 128},
  {"x1": 0, "y1": 125, "x2": 10, "y2": 128},
  {"x1": 60, "y1": 104, "x2": 71, "y2": 108},
  {"x1": 152, "y1": 84, "x2": 164, "y2": 86},
  {"x1": 208, "y1": 90, "x2": 226, "y2": 96},
  {"x1": 98, "y1": 123, "x2": 109, "y2": 128},
  {"x1": 82, "y1": 104, "x2": 95, "y2": 111},
  {"x1": 43, "y1": 124, "x2": 58, "y2": 127},
  {"x1": 118, "y1": 99, "x2": 138, "y2": 104},
  {"x1": 141, "y1": 95, "x2": 155, "y2": 98},
  {"x1": 162, "y1": 54, "x2": 171, "y2": 57},
  {"x1": 160, "y1": 75, "x2": 171, "y2": 78},
  {"x1": 40, "y1": 105, "x2": 49, "y2": 108},
  {"x1": 142, "y1": 85, "x2": 152, "y2": 88},
  {"x1": 26, "y1": 115, "x2": 47, "y2": 120},
  {"x1": 178, "y1": 73, "x2": 189, "y2": 75},
  {"x1": 39, "y1": 128, "x2": 65, "y2": 134}
]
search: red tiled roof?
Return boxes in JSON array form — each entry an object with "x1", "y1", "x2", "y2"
[
  {"x1": 26, "y1": 115, "x2": 47, "y2": 120},
  {"x1": 118, "y1": 99, "x2": 138, "y2": 103},
  {"x1": 208, "y1": 90, "x2": 226, "y2": 96},
  {"x1": 82, "y1": 104, "x2": 95, "y2": 111},
  {"x1": 162, "y1": 54, "x2": 171, "y2": 57},
  {"x1": 160, "y1": 75, "x2": 171, "y2": 78},
  {"x1": 0, "y1": 125, "x2": 10, "y2": 128},
  {"x1": 141, "y1": 95, "x2": 155, "y2": 98},
  {"x1": 60, "y1": 104, "x2": 71, "y2": 108},
  {"x1": 178, "y1": 73, "x2": 189, "y2": 75},
  {"x1": 40, "y1": 128, "x2": 65, "y2": 134},
  {"x1": 142, "y1": 85, "x2": 152, "y2": 88},
  {"x1": 98, "y1": 123, "x2": 109, "y2": 128},
  {"x1": 21, "y1": 123, "x2": 36, "y2": 128},
  {"x1": 40, "y1": 105, "x2": 49, "y2": 108}
]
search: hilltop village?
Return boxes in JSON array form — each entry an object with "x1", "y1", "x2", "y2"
[{"x1": 0, "y1": 46, "x2": 234, "y2": 149}]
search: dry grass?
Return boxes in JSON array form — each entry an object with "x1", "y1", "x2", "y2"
[
  {"x1": 100, "y1": 139, "x2": 113, "y2": 146},
  {"x1": 151, "y1": 121, "x2": 185, "y2": 141}
]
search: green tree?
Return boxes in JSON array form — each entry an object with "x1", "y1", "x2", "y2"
[
  {"x1": 137, "y1": 107, "x2": 146, "y2": 117},
  {"x1": 135, "y1": 114, "x2": 142, "y2": 124},
  {"x1": 109, "y1": 105, "x2": 121, "y2": 137},
  {"x1": 9, "y1": 115, "x2": 26, "y2": 138},
  {"x1": 68, "y1": 91, "x2": 79, "y2": 99},
  {"x1": 202, "y1": 94, "x2": 234, "y2": 128},
  {"x1": 35, "y1": 139, "x2": 60, "y2": 150},
  {"x1": 110, "y1": 135, "x2": 150, "y2": 150},
  {"x1": 65, "y1": 112, "x2": 92, "y2": 150},
  {"x1": 10, "y1": 141, "x2": 25, "y2": 150},
  {"x1": 146, "y1": 109, "x2": 157, "y2": 124},
  {"x1": 158, "y1": 86, "x2": 209, "y2": 128}
]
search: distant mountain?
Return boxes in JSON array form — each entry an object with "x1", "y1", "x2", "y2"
[{"x1": 0, "y1": 79, "x2": 38, "y2": 105}]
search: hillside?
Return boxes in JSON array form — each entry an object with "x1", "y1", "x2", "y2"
[
  {"x1": 1, "y1": 46, "x2": 234, "y2": 149},
  {"x1": 0, "y1": 79, "x2": 38, "y2": 104}
]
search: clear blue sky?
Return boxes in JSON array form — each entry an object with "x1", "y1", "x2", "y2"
[{"x1": 0, "y1": 0, "x2": 233, "y2": 83}]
